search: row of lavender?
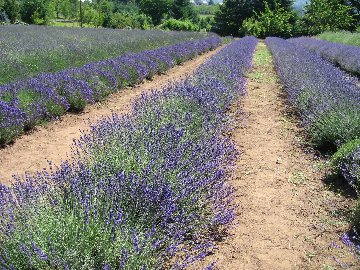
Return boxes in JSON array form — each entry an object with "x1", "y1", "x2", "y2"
[
  {"x1": 265, "y1": 37, "x2": 360, "y2": 254},
  {"x1": 0, "y1": 36, "x2": 221, "y2": 145},
  {"x1": 0, "y1": 37, "x2": 258, "y2": 269},
  {"x1": 289, "y1": 37, "x2": 360, "y2": 77}
]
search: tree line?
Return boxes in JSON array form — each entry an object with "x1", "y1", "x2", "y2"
[
  {"x1": 0, "y1": 0, "x2": 359, "y2": 36},
  {"x1": 216, "y1": 0, "x2": 359, "y2": 37}
]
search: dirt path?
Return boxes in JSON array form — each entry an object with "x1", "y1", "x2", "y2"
[
  {"x1": 200, "y1": 42, "x2": 357, "y2": 269},
  {"x1": 0, "y1": 47, "x2": 223, "y2": 185}
]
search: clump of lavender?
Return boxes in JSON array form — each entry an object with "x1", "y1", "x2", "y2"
[
  {"x1": 0, "y1": 37, "x2": 258, "y2": 269},
  {"x1": 332, "y1": 139, "x2": 360, "y2": 191},
  {"x1": 0, "y1": 100, "x2": 26, "y2": 144}
]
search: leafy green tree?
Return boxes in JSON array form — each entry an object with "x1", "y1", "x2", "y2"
[
  {"x1": 302, "y1": 0, "x2": 356, "y2": 35},
  {"x1": 213, "y1": 0, "x2": 294, "y2": 36},
  {"x1": 92, "y1": 0, "x2": 113, "y2": 27},
  {"x1": 240, "y1": 1, "x2": 295, "y2": 38},
  {"x1": 172, "y1": 0, "x2": 196, "y2": 20},
  {"x1": 199, "y1": 16, "x2": 214, "y2": 31},
  {"x1": 20, "y1": 0, "x2": 55, "y2": 24},
  {"x1": 3, "y1": 0, "x2": 19, "y2": 23},
  {"x1": 54, "y1": 0, "x2": 72, "y2": 19},
  {"x1": 209, "y1": 0, "x2": 214, "y2": 5},
  {"x1": 139, "y1": 0, "x2": 172, "y2": 25},
  {"x1": 82, "y1": 4, "x2": 104, "y2": 26},
  {"x1": 109, "y1": 11, "x2": 152, "y2": 29}
]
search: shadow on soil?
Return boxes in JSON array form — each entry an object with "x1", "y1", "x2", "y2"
[{"x1": 324, "y1": 173, "x2": 358, "y2": 199}]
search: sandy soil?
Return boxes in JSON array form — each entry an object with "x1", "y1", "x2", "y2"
[
  {"x1": 197, "y1": 42, "x2": 358, "y2": 269},
  {"x1": 0, "y1": 46, "x2": 223, "y2": 184}
]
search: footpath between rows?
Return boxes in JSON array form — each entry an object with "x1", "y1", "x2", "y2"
[{"x1": 199, "y1": 41, "x2": 357, "y2": 269}]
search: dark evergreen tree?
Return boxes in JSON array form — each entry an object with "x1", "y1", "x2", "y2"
[
  {"x1": 172, "y1": 0, "x2": 196, "y2": 20},
  {"x1": 347, "y1": 0, "x2": 360, "y2": 25},
  {"x1": 3, "y1": 0, "x2": 19, "y2": 23}
]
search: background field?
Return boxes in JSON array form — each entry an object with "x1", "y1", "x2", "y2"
[
  {"x1": 318, "y1": 31, "x2": 360, "y2": 47},
  {"x1": 0, "y1": 25, "x2": 214, "y2": 85}
]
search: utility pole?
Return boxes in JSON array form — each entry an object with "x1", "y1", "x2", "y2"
[{"x1": 79, "y1": 0, "x2": 83, "y2": 27}]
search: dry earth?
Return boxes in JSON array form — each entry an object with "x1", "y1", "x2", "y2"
[
  {"x1": 197, "y1": 42, "x2": 358, "y2": 269},
  {"x1": 0, "y1": 46, "x2": 223, "y2": 184}
]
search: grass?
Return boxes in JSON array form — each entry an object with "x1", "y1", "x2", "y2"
[
  {"x1": 318, "y1": 31, "x2": 360, "y2": 47},
  {"x1": 252, "y1": 43, "x2": 272, "y2": 66}
]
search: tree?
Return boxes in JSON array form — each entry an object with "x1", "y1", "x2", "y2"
[
  {"x1": 91, "y1": 0, "x2": 113, "y2": 27},
  {"x1": 20, "y1": 0, "x2": 55, "y2": 24},
  {"x1": 240, "y1": 1, "x2": 295, "y2": 38},
  {"x1": 302, "y1": 0, "x2": 356, "y2": 35},
  {"x1": 54, "y1": 0, "x2": 72, "y2": 19},
  {"x1": 172, "y1": 0, "x2": 196, "y2": 20},
  {"x1": 0, "y1": 0, "x2": 10, "y2": 23},
  {"x1": 139, "y1": 0, "x2": 172, "y2": 25},
  {"x1": 348, "y1": 0, "x2": 360, "y2": 25},
  {"x1": 3, "y1": 0, "x2": 19, "y2": 23},
  {"x1": 209, "y1": 0, "x2": 214, "y2": 5},
  {"x1": 213, "y1": 0, "x2": 294, "y2": 36}
]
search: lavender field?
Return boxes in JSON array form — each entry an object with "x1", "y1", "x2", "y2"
[
  {"x1": 0, "y1": 37, "x2": 257, "y2": 269},
  {"x1": 0, "y1": 22, "x2": 359, "y2": 268},
  {"x1": 0, "y1": 32, "x2": 221, "y2": 145},
  {"x1": 0, "y1": 25, "x2": 214, "y2": 85}
]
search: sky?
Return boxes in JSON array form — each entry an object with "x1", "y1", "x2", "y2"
[{"x1": 293, "y1": 0, "x2": 307, "y2": 11}]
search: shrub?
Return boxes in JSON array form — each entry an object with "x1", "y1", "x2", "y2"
[
  {"x1": 331, "y1": 139, "x2": 360, "y2": 190},
  {"x1": 160, "y1": 18, "x2": 199, "y2": 31}
]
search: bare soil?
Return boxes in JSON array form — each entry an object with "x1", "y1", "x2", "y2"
[
  {"x1": 198, "y1": 42, "x2": 358, "y2": 269},
  {"x1": 0, "y1": 47, "x2": 223, "y2": 184}
]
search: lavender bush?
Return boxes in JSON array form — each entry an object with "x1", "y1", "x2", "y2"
[
  {"x1": 289, "y1": 37, "x2": 360, "y2": 76},
  {"x1": 0, "y1": 25, "x2": 215, "y2": 85},
  {"x1": 331, "y1": 139, "x2": 360, "y2": 190},
  {"x1": 0, "y1": 37, "x2": 222, "y2": 145},
  {"x1": 265, "y1": 37, "x2": 360, "y2": 149},
  {"x1": 0, "y1": 37, "x2": 258, "y2": 269}
]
